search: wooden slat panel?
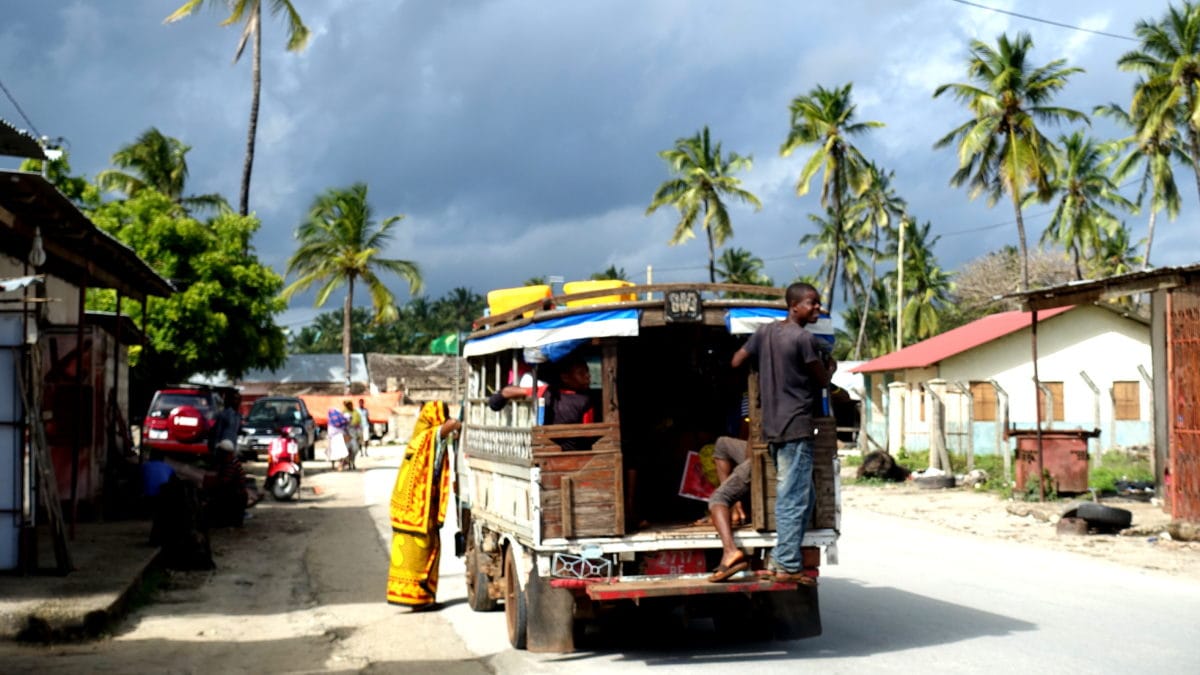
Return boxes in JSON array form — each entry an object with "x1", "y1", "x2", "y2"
[
  {"x1": 561, "y1": 477, "x2": 575, "y2": 538},
  {"x1": 538, "y1": 467, "x2": 619, "y2": 491},
  {"x1": 537, "y1": 450, "x2": 623, "y2": 539},
  {"x1": 754, "y1": 417, "x2": 837, "y2": 532},
  {"x1": 534, "y1": 449, "x2": 618, "y2": 473}
]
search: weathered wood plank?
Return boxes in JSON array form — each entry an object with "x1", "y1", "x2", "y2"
[
  {"x1": 561, "y1": 477, "x2": 575, "y2": 538},
  {"x1": 534, "y1": 450, "x2": 618, "y2": 473},
  {"x1": 539, "y1": 467, "x2": 618, "y2": 492}
]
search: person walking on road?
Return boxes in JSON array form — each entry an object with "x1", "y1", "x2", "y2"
[
  {"x1": 386, "y1": 401, "x2": 461, "y2": 610},
  {"x1": 357, "y1": 398, "x2": 371, "y2": 458},
  {"x1": 730, "y1": 282, "x2": 832, "y2": 586}
]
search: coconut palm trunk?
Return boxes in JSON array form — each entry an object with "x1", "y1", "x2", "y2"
[
  {"x1": 240, "y1": 3, "x2": 262, "y2": 218},
  {"x1": 705, "y1": 214, "x2": 717, "y2": 283},
  {"x1": 1010, "y1": 187, "x2": 1031, "y2": 291},
  {"x1": 343, "y1": 277, "x2": 355, "y2": 394},
  {"x1": 1143, "y1": 208, "x2": 1158, "y2": 270},
  {"x1": 853, "y1": 227, "x2": 880, "y2": 358}
]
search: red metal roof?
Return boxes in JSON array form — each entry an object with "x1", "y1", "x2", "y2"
[{"x1": 850, "y1": 306, "x2": 1075, "y2": 374}]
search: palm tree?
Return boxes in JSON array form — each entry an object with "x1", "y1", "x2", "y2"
[
  {"x1": 781, "y1": 83, "x2": 882, "y2": 309},
  {"x1": 716, "y1": 247, "x2": 771, "y2": 285},
  {"x1": 165, "y1": 0, "x2": 310, "y2": 217},
  {"x1": 848, "y1": 163, "x2": 906, "y2": 358},
  {"x1": 96, "y1": 128, "x2": 229, "y2": 214},
  {"x1": 886, "y1": 221, "x2": 952, "y2": 342},
  {"x1": 282, "y1": 183, "x2": 421, "y2": 391},
  {"x1": 1095, "y1": 93, "x2": 1185, "y2": 270},
  {"x1": 934, "y1": 32, "x2": 1086, "y2": 290},
  {"x1": 1091, "y1": 223, "x2": 1146, "y2": 278},
  {"x1": 647, "y1": 126, "x2": 762, "y2": 282},
  {"x1": 590, "y1": 265, "x2": 629, "y2": 281},
  {"x1": 800, "y1": 208, "x2": 868, "y2": 312},
  {"x1": 1118, "y1": 2, "x2": 1200, "y2": 208},
  {"x1": 1035, "y1": 131, "x2": 1135, "y2": 280}
]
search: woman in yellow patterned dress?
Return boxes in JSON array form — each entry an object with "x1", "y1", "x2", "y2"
[{"x1": 386, "y1": 401, "x2": 461, "y2": 609}]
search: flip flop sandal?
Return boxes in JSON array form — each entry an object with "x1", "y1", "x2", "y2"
[{"x1": 707, "y1": 559, "x2": 750, "y2": 582}]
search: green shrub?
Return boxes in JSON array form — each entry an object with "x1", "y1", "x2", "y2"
[{"x1": 1090, "y1": 450, "x2": 1153, "y2": 493}]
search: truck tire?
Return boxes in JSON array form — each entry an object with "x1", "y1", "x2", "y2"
[
  {"x1": 466, "y1": 542, "x2": 498, "y2": 612},
  {"x1": 504, "y1": 547, "x2": 528, "y2": 649},
  {"x1": 1076, "y1": 502, "x2": 1133, "y2": 531}
]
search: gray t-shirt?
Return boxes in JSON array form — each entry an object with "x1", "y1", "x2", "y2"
[{"x1": 743, "y1": 320, "x2": 822, "y2": 443}]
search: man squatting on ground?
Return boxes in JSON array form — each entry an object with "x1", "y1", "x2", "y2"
[{"x1": 727, "y1": 282, "x2": 833, "y2": 585}]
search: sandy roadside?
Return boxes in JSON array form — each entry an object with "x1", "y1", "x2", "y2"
[{"x1": 841, "y1": 473, "x2": 1200, "y2": 583}]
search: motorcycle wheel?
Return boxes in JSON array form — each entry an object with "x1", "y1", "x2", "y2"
[{"x1": 271, "y1": 473, "x2": 299, "y2": 501}]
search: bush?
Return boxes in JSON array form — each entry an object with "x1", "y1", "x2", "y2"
[{"x1": 1090, "y1": 450, "x2": 1153, "y2": 494}]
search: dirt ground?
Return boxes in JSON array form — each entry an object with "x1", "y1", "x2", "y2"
[{"x1": 841, "y1": 472, "x2": 1200, "y2": 583}]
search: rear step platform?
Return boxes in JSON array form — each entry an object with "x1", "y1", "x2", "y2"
[{"x1": 570, "y1": 572, "x2": 808, "y2": 601}]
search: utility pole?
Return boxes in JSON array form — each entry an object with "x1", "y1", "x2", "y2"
[{"x1": 895, "y1": 217, "x2": 907, "y2": 352}]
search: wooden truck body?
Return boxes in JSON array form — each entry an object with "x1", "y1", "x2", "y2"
[{"x1": 454, "y1": 283, "x2": 841, "y2": 652}]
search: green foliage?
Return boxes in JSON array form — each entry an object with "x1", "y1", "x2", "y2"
[
  {"x1": 291, "y1": 287, "x2": 485, "y2": 355},
  {"x1": 934, "y1": 32, "x2": 1086, "y2": 290},
  {"x1": 88, "y1": 190, "x2": 286, "y2": 382},
  {"x1": 647, "y1": 125, "x2": 761, "y2": 282},
  {"x1": 589, "y1": 266, "x2": 628, "y2": 281},
  {"x1": 1090, "y1": 451, "x2": 1154, "y2": 493},
  {"x1": 95, "y1": 127, "x2": 229, "y2": 215}
]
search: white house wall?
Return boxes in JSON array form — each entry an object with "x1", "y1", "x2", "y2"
[{"x1": 937, "y1": 306, "x2": 1151, "y2": 453}]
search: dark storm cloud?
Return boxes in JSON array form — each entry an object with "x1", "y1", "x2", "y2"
[{"x1": 1, "y1": 1, "x2": 1192, "y2": 328}]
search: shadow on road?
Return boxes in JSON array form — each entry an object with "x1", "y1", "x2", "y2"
[{"x1": 544, "y1": 576, "x2": 1034, "y2": 664}]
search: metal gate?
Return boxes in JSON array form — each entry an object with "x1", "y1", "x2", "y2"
[
  {"x1": 0, "y1": 312, "x2": 27, "y2": 570},
  {"x1": 1168, "y1": 283, "x2": 1200, "y2": 521}
]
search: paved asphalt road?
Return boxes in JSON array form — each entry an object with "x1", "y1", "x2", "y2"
[{"x1": 365, "y1": 457, "x2": 1200, "y2": 674}]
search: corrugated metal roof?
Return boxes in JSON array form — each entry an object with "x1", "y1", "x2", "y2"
[
  {"x1": 241, "y1": 353, "x2": 369, "y2": 384},
  {"x1": 850, "y1": 306, "x2": 1075, "y2": 374},
  {"x1": 0, "y1": 118, "x2": 45, "y2": 159}
]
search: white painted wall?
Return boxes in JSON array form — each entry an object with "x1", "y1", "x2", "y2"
[{"x1": 937, "y1": 306, "x2": 1150, "y2": 430}]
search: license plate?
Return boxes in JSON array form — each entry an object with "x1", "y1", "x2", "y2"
[
  {"x1": 148, "y1": 429, "x2": 168, "y2": 440},
  {"x1": 642, "y1": 550, "x2": 707, "y2": 575}
]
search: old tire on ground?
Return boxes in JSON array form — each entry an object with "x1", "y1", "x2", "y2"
[
  {"x1": 466, "y1": 541, "x2": 498, "y2": 612},
  {"x1": 915, "y1": 475, "x2": 956, "y2": 490},
  {"x1": 1076, "y1": 502, "x2": 1132, "y2": 531},
  {"x1": 504, "y1": 546, "x2": 528, "y2": 649}
]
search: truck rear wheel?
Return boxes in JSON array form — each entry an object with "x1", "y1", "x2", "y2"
[
  {"x1": 504, "y1": 547, "x2": 528, "y2": 649},
  {"x1": 465, "y1": 538, "x2": 497, "y2": 612}
]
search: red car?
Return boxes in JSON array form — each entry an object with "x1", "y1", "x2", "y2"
[{"x1": 141, "y1": 386, "x2": 231, "y2": 456}]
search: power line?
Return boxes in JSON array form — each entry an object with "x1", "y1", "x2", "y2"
[
  {"x1": 0, "y1": 77, "x2": 42, "y2": 139},
  {"x1": 948, "y1": 0, "x2": 1137, "y2": 42}
]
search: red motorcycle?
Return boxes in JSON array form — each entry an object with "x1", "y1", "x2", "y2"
[{"x1": 265, "y1": 429, "x2": 303, "y2": 501}]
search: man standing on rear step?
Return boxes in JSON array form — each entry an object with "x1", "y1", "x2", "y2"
[{"x1": 729, "y1": 282, "x2": 833, "y2": 586}]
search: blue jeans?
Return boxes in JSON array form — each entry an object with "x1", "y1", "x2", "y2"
[{"x1": 769, "y1": 437, "x2": 815, "y2": 573}]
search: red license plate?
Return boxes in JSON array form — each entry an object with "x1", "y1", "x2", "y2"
[{"x1": 642, "y1": 550, "x2": 706, "y2": 576}]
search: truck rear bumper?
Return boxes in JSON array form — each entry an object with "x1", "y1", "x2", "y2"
[{"x1": 553, "y1": 570, "x2": 816, "y2": 601}]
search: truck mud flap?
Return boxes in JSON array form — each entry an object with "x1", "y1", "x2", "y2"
[
  {"x1": 525, "y1": 565, "x2": 576, "y2": 653},
  {"x1": 768, "y1": 584, "x2": 822, "y2": 640}
]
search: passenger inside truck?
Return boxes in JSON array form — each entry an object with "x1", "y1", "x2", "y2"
[
  {"x1": 617, "y1": 325, "x2": 750, "y2": 529},
  {"x1": 487, "y1": 351, "x2": 602, "y2": 448}
]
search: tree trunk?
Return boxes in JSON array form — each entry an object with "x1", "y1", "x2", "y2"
[
  {"x1": 1142, "y1": 208, "x2": 1157, "y2": 271},
  {"x1": 343, "y1": 277, "x2": 354, "y2": 395},
  {"x1": 853, "y1": 225, "x2": 879, "y2": 359},
  {"x1": 826, "y1": 190, "x2": 843, "y2": 313},
  {"x1": 705, "y1": 216, "x2": 716, "y2": 283},
  {"x1": 240, "y1": 5, "x2": 262, "y2": 219},
  {"x1": 1010, "y1": 189, "x2": 1030, "y2": 291},
  {"x1": 1186, "y1": 90, "x2": 1200, "y2": 209},
  {"x1": 1071, "y1": 243, "x2": 1082, "y2": 281}
]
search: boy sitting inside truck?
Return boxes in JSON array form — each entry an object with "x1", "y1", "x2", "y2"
[{"x1": 487, "y1": 355, "x2": 598, "y2": 448}]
